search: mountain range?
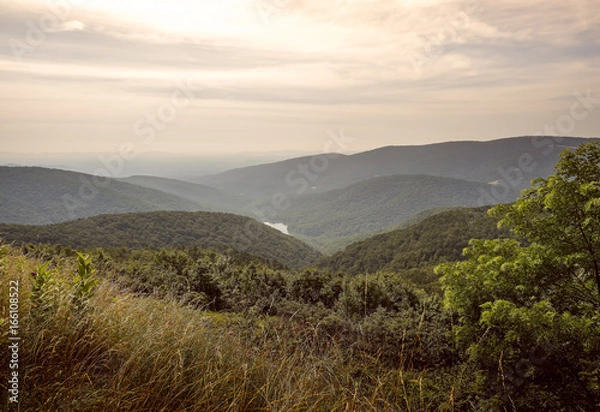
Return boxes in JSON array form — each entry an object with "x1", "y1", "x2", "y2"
[
  {"x1": 194, "y1": 136, "x2": 596, "y2": 198},
  {"x1": 1, "y1": 136, "x2": 598, "y2": 256}
]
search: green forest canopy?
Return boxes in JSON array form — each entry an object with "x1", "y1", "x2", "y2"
[{"x1": 0, "y1": 211, "x2": 322, "y2": 268}]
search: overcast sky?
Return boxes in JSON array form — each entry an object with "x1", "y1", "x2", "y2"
[{"x1": 1, "y1": 0, "x2": 599, "y2": 155}]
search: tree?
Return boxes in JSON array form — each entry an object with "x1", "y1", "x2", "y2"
[
  {"x1": 437, "y1": 142, "x2": 600, "y2": 410},
  {"x1": 493, "y1": 142, "x2": 600, "y2": 299}
]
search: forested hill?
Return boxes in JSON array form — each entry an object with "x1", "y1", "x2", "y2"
[
  {"x1": 315, "y1": 207, "x2": 511, "y2": 277},
  {"x1": 278, "y1": 174, "x2": 496, "y2": 251},
  {"x1": 0, "y1": 167, "x2": 206, "y2": 225},
  {"x1": 0, "y1": 211, "x2": 322, "y2": 268}
]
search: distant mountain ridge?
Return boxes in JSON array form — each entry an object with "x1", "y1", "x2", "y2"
[
  {"x1": 0, "y1": 211, "x2": 322, "y2": 268},
  {"x1": 0, "y1": 167, "x2": 207, "y2": 225},
  {"x1": 195, "y1": 136, "x2": 599, "y2": 199}
]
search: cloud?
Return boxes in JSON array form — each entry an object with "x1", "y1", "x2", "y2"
[{"x1": 0, "y1": 0, "x2": 599, "y2": 154}]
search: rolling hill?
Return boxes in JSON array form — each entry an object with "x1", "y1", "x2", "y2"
[
  {"x1": 292, "y1": 206, "x2": 458, "y2": 254},
  {"x1": 194, "y1": 136, "x2": 599, "y2": 199},
  {"x1": 0, "y1": 211, "x2": 322, "y2": 268},
  {"x1": 276, "y1": 174, "x2": 498, "y2": 252},
  {"x1": 0, "y1": 167, "x2": 208, "y2": 225},
  {"x1": 119, "y1": 175, "x2": 249, "y2": 215},
  {"x1": 315, "y1": 207, "x2": 511, "y2": 284}
]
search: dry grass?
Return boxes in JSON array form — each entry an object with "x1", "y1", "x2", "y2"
[{"x1": 0, "y1": 246, "x2": 460, "y2": 411}]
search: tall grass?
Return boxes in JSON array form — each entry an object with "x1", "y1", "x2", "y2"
[{"x1": 0, "y1": 246, "x2": 462, "y2": 411}]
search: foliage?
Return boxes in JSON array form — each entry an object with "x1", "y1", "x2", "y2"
[
  {"x1": 30, "y1": 261, "x2": 60, "y2": 322},
  {"x1": 1, "y1": 142, "x2": 600, "y2": 410},
  {"x1": 0, "y1": 210, "x2": 322, "y2": 268},
  {"x1": 288, "y1": 269, "x2": 344, "y2": 308},
  {"x1": 71, "y1": 253, "x2": 98, "y2": 311},
  {"x1": 438, "y1": 142, "x2": 600, "y2": 411},
  {"x1": 492, "y1": 142, "x2": 600, "y2": 298},
  {"x1": 28, "y1": 252, "x2": 99, "y2": 325},
  {"x1": 318, "y1": 207, "x2": 511, "y2": 289},
  {"x1": 293, "y1": 207, "x2": 455, "y2": 255}
]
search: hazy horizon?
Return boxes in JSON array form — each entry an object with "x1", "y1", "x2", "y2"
[
  {"x1": 1, "y1": 0, "x2": 599, "y2": 156},
  {"x1": 2, "y1": 134, "x2": 599, "y2": 180},
  {"x1": 0, "y1": 149, "x2": 314, "y2": 178}
]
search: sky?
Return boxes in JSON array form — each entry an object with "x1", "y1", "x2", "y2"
[{"x1": 1, "y1": 0, "x2": 599, "y2": 156}]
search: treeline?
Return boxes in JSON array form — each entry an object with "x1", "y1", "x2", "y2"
[
  {"x1": 0, "y1": 211, "x2": 322, "y2": 268},
  {"x1": 317, "y1": 207, "x2": 512, "y2": 288}
]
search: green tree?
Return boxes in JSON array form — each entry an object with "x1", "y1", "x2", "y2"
[
  {"x1": 493, "y1": 142, "x2": 600, "y2": 298},
  {"x1": 437, "y1": 143, "x2": 600, "y2": 410}
]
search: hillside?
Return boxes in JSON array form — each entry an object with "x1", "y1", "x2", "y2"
[
  {"x1": 119, "y1": 175, "x2": 250, "y2": 215},
  {"x1": 315, "y1": 207, "x2": 511, "y2": 281},
  {"x1": 195, "y1": 136, "x2": 599, "y2": 198},
  {"x1": 293, "y1": 207, "x2": 455, "y2": 254},
  {"x1": 0, "y1": 211, "x2": 321, "y2": 268},
  {"x1": 0, "y1": 167, "x2": 207, "y2": 225},
  {"x1": 277, "y1": 174, "x2": 497, "y2": 251}
]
